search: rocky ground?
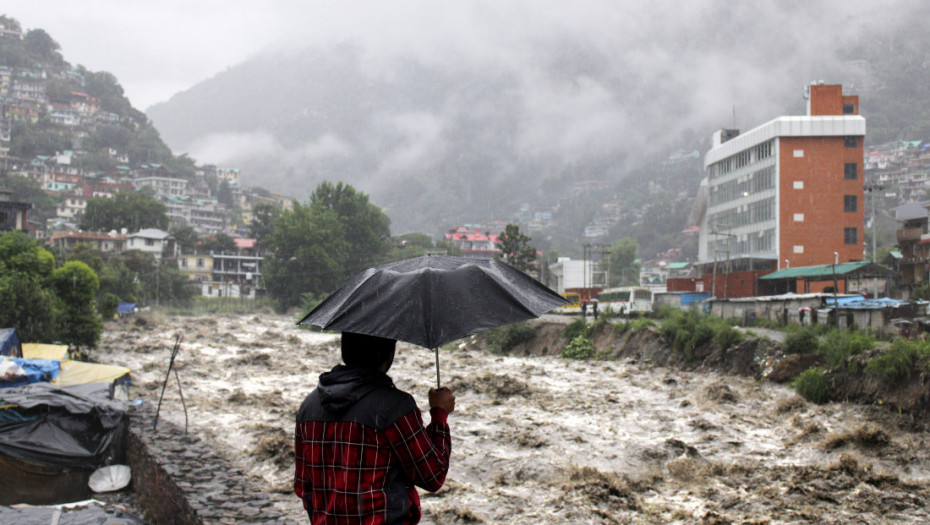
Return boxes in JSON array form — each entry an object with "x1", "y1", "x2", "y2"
[{"x1": 94, "y1": 312, "x2": 930, "y2": 524}]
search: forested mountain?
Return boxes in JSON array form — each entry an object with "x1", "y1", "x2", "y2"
[{"x1": 146, "y1": 2, "x2": 930, "y2": 255}]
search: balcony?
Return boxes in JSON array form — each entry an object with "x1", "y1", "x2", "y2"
[{"x1": 897, "y1": 227, "x2": 925, "y2": 243}]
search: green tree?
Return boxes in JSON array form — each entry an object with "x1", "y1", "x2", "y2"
[
  {"x1": 0, "y1": 17, "x2": 27, "y2": 67},
  {"x1": 263, "y1": 182, "x2": 391, "y2": 310},
  {"x1": 0, "y1": 232, "x2": 59, "y2": 343},
  {"x1": 606, "y1": 238, "x2": 641, "y2": 286},
  {"x1": 24, "y1": 28, "x2": 64, "y2": 66},
  {"x1": 0, "y1": 172, "x2": 59, "y2": 223},
  {"x1": 51, "y1": 261, "x2": 103, "y2": 348},
  {"x1": 80, "y1": 191, "x2": 168, "y2": 232},
  {"x1": 170, "y1": 225, "x2": 201, "y2": 254},
  {"x1": 309, "y1": 181, "x2": 391, "y2": 270},
  {"x1": 97, "y1": 255, "x2": 141, "y2": 302},
  {"x1": 202, "y1": 233, "x2": 237, "y2": 254},
  {"x1": 66, "y1": 242, "x2": 104, "y2": 273},
  {"x1": 496, "y1": 223, "x2": 536, "y2": 272},
  {"x1": 250, "y1": 202, "x2": 281, "y2": 251},
  {"x1": 389, "y1": 233, "x2": 434, "y2": 260},
  {"x1": 263, "y1": 202, "x2": 347, "y2": 310}
]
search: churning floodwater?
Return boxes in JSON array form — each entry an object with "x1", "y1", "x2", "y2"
[{"x1": 97, "y1": 313, "x2": 930, "y2": 524}]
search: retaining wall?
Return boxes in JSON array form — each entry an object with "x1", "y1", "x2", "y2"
[{"x1": 127, "y1": 405, "x2": 297, "y2": 524}]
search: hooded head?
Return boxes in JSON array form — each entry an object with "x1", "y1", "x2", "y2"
[{"x1": 341, "y1": 332, "x2": 396, "y2": 373}]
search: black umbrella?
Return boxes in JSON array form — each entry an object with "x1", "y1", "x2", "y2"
[{"x1": 298, "y1": 255, "x2": 570, "y2": 386}]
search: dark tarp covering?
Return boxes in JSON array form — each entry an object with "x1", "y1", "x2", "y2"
[
  {"x1": 0, "y1": 383, "x2": 128, "y2": 505},
  {"x1": 0, "y1": 382, "x2": 127, "y2": 469}
]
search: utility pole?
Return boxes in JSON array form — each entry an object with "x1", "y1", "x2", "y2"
[
  {"x1": 865, "y1": 183, "x2": 883, "y2": 297},
  {"x1": 710, "y1": 224, "x2": 736, "y2": 298}
]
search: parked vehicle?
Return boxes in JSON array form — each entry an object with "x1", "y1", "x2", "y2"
[{"x1": 597, "y1": 286, "x2": 654, "y2": 315}]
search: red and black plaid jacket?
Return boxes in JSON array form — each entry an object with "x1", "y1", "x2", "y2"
[{"x1": 295, "y1": 366, "x2": 451, "y2": 524}]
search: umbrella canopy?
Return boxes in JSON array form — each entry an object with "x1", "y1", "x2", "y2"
[{"x1": 298, "y1": 255, "x2": 570, "y2": 349}]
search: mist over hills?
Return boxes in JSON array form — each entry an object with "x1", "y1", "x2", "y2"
[{"x1": 147, "y1": 0, "x2": 927, "y2": 238}]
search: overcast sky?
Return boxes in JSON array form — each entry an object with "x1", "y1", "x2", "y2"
[
  {"x1": 7, "y1": 0, "x2": 917, "y2": 114},
  {"x1": 6, "y1": 0, "x2": 635, "y2": 111}
]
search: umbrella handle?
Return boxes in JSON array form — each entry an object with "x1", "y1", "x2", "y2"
[{"x1": 434, "y1": 347, "x2": 441, "y2": 388}]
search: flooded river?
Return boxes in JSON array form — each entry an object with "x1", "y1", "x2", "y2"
[{"x1": 97, "y1": 313, "x2": 930, "y2": 524}]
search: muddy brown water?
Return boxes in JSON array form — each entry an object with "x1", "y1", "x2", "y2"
[{"x1": 96, "y1": 313, "x2": 930, "y2": 524}]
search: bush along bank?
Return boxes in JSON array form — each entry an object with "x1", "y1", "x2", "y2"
[{"x1": 478, "y1": 312, "x2": 930, "y2": 423}]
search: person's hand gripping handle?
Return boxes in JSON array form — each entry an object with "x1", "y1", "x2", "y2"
[{"x1": 429, "y1": 387, "x2": 455, "y2": 414}]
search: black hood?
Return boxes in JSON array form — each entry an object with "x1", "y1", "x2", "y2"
[{"x1": 317, "y1": 365, "x2": 394, "y2": 415}]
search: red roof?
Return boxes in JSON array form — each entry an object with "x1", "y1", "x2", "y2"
[{"x1": 234, "y1": 238, "x2": 256, "y2": 249}]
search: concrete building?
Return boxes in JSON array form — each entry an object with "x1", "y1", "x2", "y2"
[
  {"x1": 126, "y1": 228, "x2": 177, "y2": 260},
  {"x1": 548, "y1": 257, "x2": 596, "y2": 294},
  {"x1": 690, "y1": 83, "x2": 865, "y2": 297},
  {"x1": 48, "y1": 231, "x2": 126, "y2": 253},
  {"x1": 0, "y1": 188, "x2": 30, "y2": 232}
]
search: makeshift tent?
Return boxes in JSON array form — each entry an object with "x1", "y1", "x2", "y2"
[
  {"x1": 0, "y1": 382, "x2": 128, "y2": 505},
  {"x1": 14, "y1": 343, "x2": 131, "y2": 397},
  {"x1": 0, "y1": 329, "x2": 21, "y2": 357},
  {"x1": 22, "y1": 343, "x2": 68, "y2": 361},
  {"x1": 116, "y1": 302, "x2": 137, "y2": 315},
  {"x1": 0, "y1": 357, "x2": 60, "y2": 388}
]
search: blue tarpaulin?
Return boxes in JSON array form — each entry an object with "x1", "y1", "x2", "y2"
[
  {"x1": 116, "y1": 302, "x2": 137, "y2": 314},
  {"x1": 0, "y1": 358, "x2": 61, "y2": 388},
  {"x1": 0, "y1": 329, "x2": 20, "y2": 357},
  {"x1": 825, "y1": 296, "x2": 906, "y2": 308}
]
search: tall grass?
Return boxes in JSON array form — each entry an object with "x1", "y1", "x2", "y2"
[
  {"x1": 484, "y1": 322, "x2": 536, "y2": 353},
  {"x1": 865, "y1": 339, "x2": 930, "y2": 384},
  {"x1": 657, "y1": 309, "x2": 743, "y2": 362},
  {"x1": 792, "y1": 367, "x2": 831, "y2": 404},
  {"x1": 783, "y1": 327, "x2": 820, "y2": 355},
  {"x1": 818, "y1": 330, "x2": 875, "y2": 370}
]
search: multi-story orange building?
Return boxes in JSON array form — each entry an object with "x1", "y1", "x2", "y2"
[{"x1": 692, "y1": 83, "x2": 865, "y2": 297}]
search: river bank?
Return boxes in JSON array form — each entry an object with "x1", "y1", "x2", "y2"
[{"x1": 93, "y1": 313, "x2": 930, "y2": 524}]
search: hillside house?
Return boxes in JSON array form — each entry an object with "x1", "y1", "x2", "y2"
[
  {"x1": 126, "y1": 228, "x2": 177, "y2": 260},
  {"x1": 48, "y1": 231, "x2": 126, "y2": 253},
  {"x1": 443, "y1": 226, "x2": 501, "y2": 259}
]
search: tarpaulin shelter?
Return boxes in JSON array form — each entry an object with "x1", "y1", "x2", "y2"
[
  {"x1": 8, "y1": 344, "x2": 132, "y2": 397},
  {"x1": 21, "y1": 343, "x2": 68, "y2": 361},
  {"x1": 0, "y1": 382, "x2": 128, "y2": 505},
  {"x1": 116, "y1": 302, "x2": 137, "y2": 315},
  {"x1": 0, "y1": 329, "x2": 22, "y2": 357}
]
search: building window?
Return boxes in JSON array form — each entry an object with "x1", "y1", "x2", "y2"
[
  {"x1": 180, "y1": 258, "x2": 188, "y2": 268},
  {"x1": 197, "y1": 258, "x2": 204, "y2": 268},
  {"x1": 843, "y1": 103, "x2": 855, "y2": 114},
  {"x1": 844, "y1": 136, "x2": 858, "y2": 148},
  {"x1": 844, "y1": 195, "x2": 857, "y2": 212},
  {"x1": 145, "y1": 239, "x2": 155, "y2": 246},
  {"x1": 844, "y1": 163, "x2": 858, "y2": 180},
  {"x1": 845, "y1": 227, "x2": 858, "y2": 245}
]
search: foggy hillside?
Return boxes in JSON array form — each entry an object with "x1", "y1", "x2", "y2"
[{"x1": 147, "y1": 0, "x2": 927, "y2": 236}]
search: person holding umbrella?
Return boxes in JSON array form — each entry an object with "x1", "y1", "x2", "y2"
[
  {"x1": 295, "y1": 331, "x2": 455, "y2": 524},
  {"x1": 295, "y1": 255, "x2": 569, "y2": 523}
]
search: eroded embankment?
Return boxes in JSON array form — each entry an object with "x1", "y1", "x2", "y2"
[{"x1": 486, "y1": 320, "x2": 930, "y2": 423}]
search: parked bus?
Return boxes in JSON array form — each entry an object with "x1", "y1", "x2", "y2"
[
  {"x1": 554, "y1": 291, "x2": 582, "y2": 314},
  {"x1": 596, "y1": 286, "x2": 654, "y2": 315}
]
